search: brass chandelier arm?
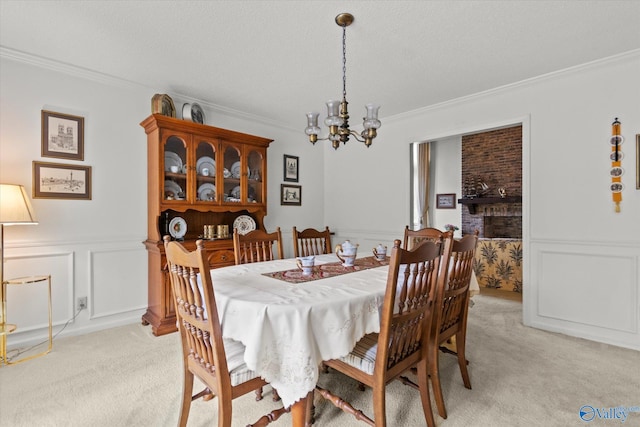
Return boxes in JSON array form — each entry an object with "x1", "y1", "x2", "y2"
[{"x1": 307, "y1": 128, "x2": 376, "y2": 149}]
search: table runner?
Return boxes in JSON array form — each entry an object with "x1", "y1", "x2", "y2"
[{"x1": 263, "y1": 255, "x2": 389, "y2": 284}]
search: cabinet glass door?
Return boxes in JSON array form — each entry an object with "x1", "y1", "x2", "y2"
[
  {"x1": 195, "y1": 138, "x2": 217, "y2": 203},
  {"x1": 247, "y1": 149, "x2": 264, "y2": 204},
  {"x1": 163, "y1": 134, "x2": 187, "y2": 202},
  {"x1": 222, "y1": 144, "x2": 242, "y2": 203}
]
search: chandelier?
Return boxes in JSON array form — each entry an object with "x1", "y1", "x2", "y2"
[{"x1": 305, "y1": 13, "x2": 381, "y2": 150}]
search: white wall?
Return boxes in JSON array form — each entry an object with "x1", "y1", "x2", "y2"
[
  {"x1": 428, "y1": 136, "x2": 462, "y2": 237},
  {"x1": 2, "y1": 49, "x2": 639, "y2": 351},
  {"x1": 325, "y1": 51, "x2": 640, "y2": 350},
  {"x1": 0, "y1": 54, "x2": 324, "y2": 347}
]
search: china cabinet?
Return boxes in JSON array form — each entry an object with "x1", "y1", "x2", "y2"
[{"x1": 140, "y1": 114, "x2": 272, "y2": 336}]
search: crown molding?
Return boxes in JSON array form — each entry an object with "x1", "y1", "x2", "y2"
[
  {"x1": 0, "y1": 46, "x2": 292, "y2": 131},
  {"x1": 385, "y1": 48, "x2": 640, "y2": 124}
]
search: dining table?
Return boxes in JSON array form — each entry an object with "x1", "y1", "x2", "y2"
[{"x1": 209, "y1": 251, "x2": 480, "y2": 426}]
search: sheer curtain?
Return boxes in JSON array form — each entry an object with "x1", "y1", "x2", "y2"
[{"x1": 417, "y1": 142, "x2": 431, "y2": 228}]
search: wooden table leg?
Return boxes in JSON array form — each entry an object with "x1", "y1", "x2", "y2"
[{"x1": 291, "y1": 391, "x2": 312, "y2": 427}]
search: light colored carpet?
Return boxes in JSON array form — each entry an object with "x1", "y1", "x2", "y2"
[{"x1": 1, "y1": 295, "x2": 638, "y2": 426}]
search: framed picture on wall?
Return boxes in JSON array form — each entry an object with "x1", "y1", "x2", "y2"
[
  {"x1": 281, "y1": 184, "x2": 301, "y2": 206},
  {"x1": 436, "y1": 193, "x2": 456, "y2": 209},
  {"x1": 41, "y1": 110, "x2": 84, "y2": 161},
  {"x1": 283, "y1": 154, "x2": 299, "y2": 182},
  {"x1": 636, "y1": 134, "x2": 639, "y2": 190},
  {"x1": 33, "y1": 161, "x2": 92, "y2": 200}
]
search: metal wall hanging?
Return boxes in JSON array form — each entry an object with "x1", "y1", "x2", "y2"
[{"x1": 610, "y1": 118, "x2": 623, "y2": 213}]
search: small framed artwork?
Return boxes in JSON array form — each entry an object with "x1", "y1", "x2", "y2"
[
  {"x1": 41, "y1": 110, "x2": 85, "y2": 161},
  {"x1": 281, "y1": 184, "x2": 301, "y2": 206},
  {"x1": 436, "y1": 193, "x2": 456, "y2": 209},
  {"x1": 33, "y1": 161, "x2": 92, "y2": 200},
  {"x1": 283, "y1": 154, "x2": 299, "y2": 182}
]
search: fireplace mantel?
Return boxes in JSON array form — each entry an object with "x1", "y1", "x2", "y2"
[{"x1": 458, "y1": 196, "x2": 522, "y2": 214}]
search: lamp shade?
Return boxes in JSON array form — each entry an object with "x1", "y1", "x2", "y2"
[{"x1": 0, "y1": 184, "x2": 38, "y2": 225}]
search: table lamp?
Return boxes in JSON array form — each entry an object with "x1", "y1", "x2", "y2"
[{"x1": 0, "y1": 184, "x2": 38, "y2": 339}]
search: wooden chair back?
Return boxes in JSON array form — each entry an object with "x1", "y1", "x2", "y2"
[
  {"x1": 403, "y1": 225, "x2": 443, "y2": 250},
  {"x1": 164, "y1": 236, "x2": 287, "y2": 427},
  {"x1": 292, "y1": 226, "x2": 332, "y2": 257},
  {"x1": 429, "y1": 229, "x2": 479, "y2": 419},
  {"x1": 233, "y1": 227, "x2": 284, "y2": 265},
  {"x1": 378, "y1": 235, "x2": 453, "y2": 379},
  {"x1": 318, "y1": 232, "x2": 454, "y2": 427},
  {"x1": 437, "y1": 230, "x2": 479, "y2": 338}
]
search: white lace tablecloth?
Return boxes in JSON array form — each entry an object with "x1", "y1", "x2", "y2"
[{"x1": 210, "y1": 254, "x2": 387, "y2": 408}]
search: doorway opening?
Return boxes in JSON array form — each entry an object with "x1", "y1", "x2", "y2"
[{"x1": 410, "y1": 122, "x2": 526, "y2": 303}]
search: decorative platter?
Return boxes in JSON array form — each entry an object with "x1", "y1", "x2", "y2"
[
  {"x1": 164, "y1": 180, "x2": 183, "y2": 199},
  {"x1": 197, "y1": 183, "x2": 216, "y2": 201},
  {"x1": 169, "y1": 217, "x2": 187, "y2": 239},
  {"x1": 609, "y1": 151, "x2": 624, "y2": 161},
  {"x1": 610, "y1": 182, "x2": 624, "y2": 193},
  {"x1": 609, "y1": 135, "x2": 624, "y2": 145},
  {"x1": 230, "y1": 185, "x2": 241, "y2": 199},
  {"x1": 231, "y1": 161, "x2": 242, "y2": 178},
  {"x1": 196, "y1": 156, "x2": 216, "y2": 176},
  {"x1": 164, "y1": 151, "x2": 183, "y2": 172},
  {"x1": 233, "y1": 215, "x2": 256, "y2": 235},
  {"x1": 182, "y1": 102, "x2": 205, "y2": 124},
  {"x1": 230, "y1": 161, "x2": 249, "y2": 179},
  {"x1": 610, "y1": 167, "x2": 624, "y2": 177}
]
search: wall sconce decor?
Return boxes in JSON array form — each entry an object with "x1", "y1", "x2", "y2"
[
  {"x1": 609, "y1": 118, "x2": 624, "y2": 213},
  {"x1": 304, "y1": 13, "x2": 381, "y2": 150}
]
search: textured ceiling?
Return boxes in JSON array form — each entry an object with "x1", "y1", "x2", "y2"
[{"x1": 1, "y1": 1, "x2": 639, "y2": 129}]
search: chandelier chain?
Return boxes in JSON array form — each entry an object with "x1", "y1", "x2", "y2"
[{"x1": 342, "y1": 25, "x2": 347, "y2": 99}]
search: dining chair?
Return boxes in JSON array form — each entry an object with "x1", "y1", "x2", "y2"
[
  {"x1": 403, "y1": 225, "x2": 442, "y2": 250},
  {"x1": 428, "y1": 230, "x2": 479, "y2": 419},
  {"x1": 233, "y1": 227, "x2": 284, "y2": 265},
  {"x1": 163, "y1": 236, "x2": 288, "y2": 427},
  {"x1": 316, "y1": 233, "x2": 454, "y2": 427},
  {"x1": 292, "y1": 226, "x2": 332, "y2": 257},
  {"x1": 232, "y1": 227, "x2": 284, "y2": 401}
]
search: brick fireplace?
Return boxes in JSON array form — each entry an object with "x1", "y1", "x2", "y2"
[{"x1": 461, "y1": 125, "x2": 522, "y2": 238}]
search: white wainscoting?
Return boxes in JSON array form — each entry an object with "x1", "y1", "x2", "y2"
[
  {"x1": 529, "y1": 239, "x2": 640, "y2": 350},
  {"x1": 88, "y1": 247, "x2": 147, "y2": 319},
  {"x1": 4, "y1": 251, "x2": 74, "y2": 331},
  {"x1": 3, "y1": 239, "x2": 148, "y2": 348}
]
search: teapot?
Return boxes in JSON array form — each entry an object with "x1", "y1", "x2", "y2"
[
  {"x1": 373, "y1": 244, "x2": 387, "y2": 260},
  {"x1": 336, "y1": 240, "x2": 358, "y2": 266}
]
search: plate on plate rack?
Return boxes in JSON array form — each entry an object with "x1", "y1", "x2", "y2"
[
  {"x1": 233, "y1": 215, "x2": 256, "y2": 235},
  {"x1": 169, "y1": 217, "x2": 187, "y2": 240},
  {"x1": 196, "y1": 156, "x2": 216, "y2": 176},
  {"x1": 230, "y1": 185, "x2": 241, "y2": 199},
  {"x1": 230, "y1": 161, "x2": 249, "y2": 179},
  {"x1": 164, "y1": 151, "x2": 183, "y2": 172},
  {"x1": 198, "y1": 183, "x2": 216, "y2": 201},
  {"x1": 164, "y1": 180, "x2": 183, "y2": 199}
]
